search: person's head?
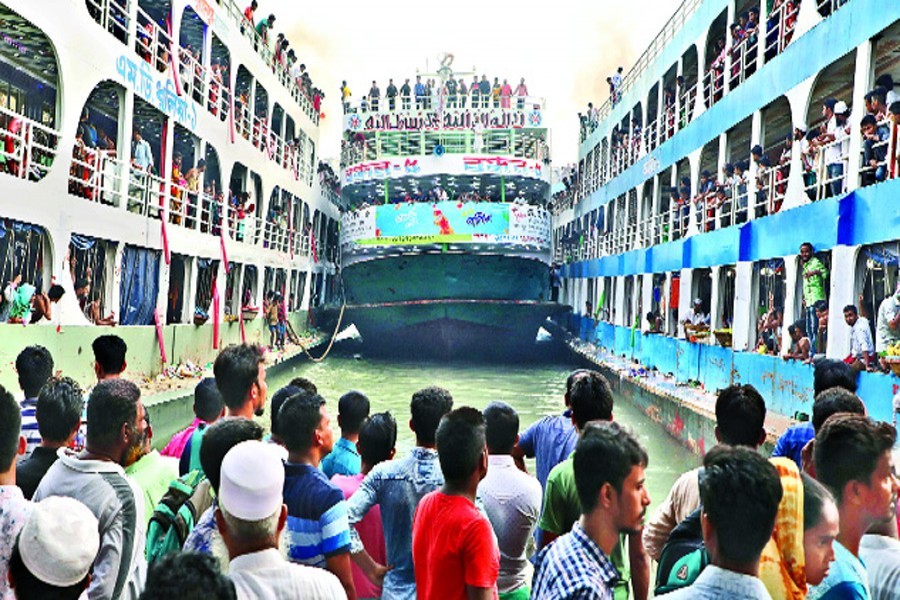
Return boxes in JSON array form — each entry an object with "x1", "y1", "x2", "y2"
[
  {"x1": 74, "y1": 278, "x2": 90, "y2": 298},
  {"x1": 357, "y1": 412, "x2": 397, "y2": 471},
  {"x1": 876, "y1": 73, "x2": 894, "y2": 92},
  {"x1": 569, "y1": 370, "x2": 614, "y2": 431},
  {"x1": 8, "y1": 496, "x2": 99, "y2": 600},
  {"x1": 199, "y1": 418, "x2": 264, "y2": 495},
  {"x1": 815, "y1": 414, "x2": 898, "y2": 528},
  {"x1": 92, "y1": 335, "x2": 127, "y2": 379},
  {"x1": 813, "y1": 300, "x2": 828, "y2": 318},
  {"x1": 269, "y1": 385, "x2": 301, "y2": 441},
  {"x1": 287, "y1": 376, "x2": 318, "y2": 394},
  {"x1": 197, "y1": 159, "x2": 206, "y2": 172},
  {"x1": 85, "y1": 379, "x2": 146, "y2": 467},
  {"x1": 266, "y1": 13, "x2": 275, "y2": 25},
  {"x1": 193, "y1": 378, "x2": 224, "y2": 423},
  {"x1": 483, "y1": 401, "x2": 519, "y2": 455},
  {"x1": 0, "y1": 385, "x2": 22, "y2": 474},
  {"x1": 278, "y1": 393, "x2": 334, "y2": 458},
  {"x1": 699, "y1": 445, "x2": 782, "y2": 569},
  {"x1": 788, "y1": 320, "x2": 806, "y2": 341},
  {"x1": 751, "y1": 144, "x2": 763, "y2": 159},
  {"x1": 890, "y1": 102, "x2": 900, "y2": 123},
  {"x1": 843, "y1": 304, "x2": 859, "y2": 326},
  {"x1": 813, "y1": 359, "x2": 857, "y2": 396},
  {"x1": 213, "y1": 344, "x2": 267, "y2": 417},
  {"x1": 250, "y1": 0, "x2": 257, "y2": 9},
  {"x1": 409, "y1": 386, "x2": 453, "y2": 446},
  {"x1": 574, "y1": 421, "x2": 650, "y2": 533},
  {"x1": 799, "y1": 242, "x2": 813, "y2": 262},
  {"x1": 15, "y1": 345, "x2": 54, "y2": 398},
  {"x1": 337, "y1": 390, "x2": 370, "y2": 436},
  {"x1": 811, "y1": 387, "x2": 866, "y2": 433},
  {"x1": 822, "y1": 97, "x2": 837, "y2": 119},
  {"x1": 133, "y1": 129, "x2": 142, "y2": 141},
  {"x1": 802, "y1": 472, "x2": 839, "y2": 586},
  {"x1": 435, "y1": 407, "x2": 487, "y2": 488},
  {"x1": 140, "y1": 552, "x2": 235, "y2": 600},
  {"x1": 714, "y1": 384, "x2": 767, "y2": 448},
  {"x1": 36, "y1": 377, "x2": 84, "y2": 445},
  {"x1": 216, "y1": 441, "x2": 287, "y2": 557}
]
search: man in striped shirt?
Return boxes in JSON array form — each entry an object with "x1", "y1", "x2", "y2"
[
  {"x1": 15, "y1": 345, "x2": 54, "y2": 457},
  {"x1": 280, "y1": 391, "x2": 357, "y2": 599}
]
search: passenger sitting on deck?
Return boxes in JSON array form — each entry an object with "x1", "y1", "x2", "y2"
[
  {"x1": 783, "y1": 321, "x2": 811, "y2": 362},
  {"x1": 843, "y1": 304, "x2": 875, "y2": 372},
  {"x1": 684, "y1": 298, "x2": 710, "y2": 333},
  {"x1": 646, "y1": 311, "x2": 664, "y2": 333}
]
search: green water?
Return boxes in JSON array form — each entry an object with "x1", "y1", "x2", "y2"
[{"x1": 268, "y1": 352, "x2": 699, "y2": 512}]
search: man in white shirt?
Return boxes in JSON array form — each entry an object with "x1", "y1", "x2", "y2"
[
  {"x1": 859, "y1": 517, "x2": 900, "y2": 600},
  {"x1": 876, "y1": 284, "x2": 900, "y2": 357},
  {"x1": 663, "y1": 445, "x2": 782, "y2": 599},
  {"x1": 215, "y1": 440, "x2": 344, "y2": 600},
  {"x1": 843, "y1": 304, "x2": 875, "y2": 371},
  {"x1": 479, "y1": 402, "x2": 543, "y2": 598}
]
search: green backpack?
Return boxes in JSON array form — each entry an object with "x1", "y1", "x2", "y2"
[{"x1": 145, "y1": 469, "x2": 206, "y2": 564}]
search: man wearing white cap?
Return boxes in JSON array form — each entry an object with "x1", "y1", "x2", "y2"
[
  {"x1": 876, "y1": 283, "x2": 900, "y2": 367},
  {"x1": 215, "y1": 440, "x2": 344, "y2": 599},
  {"x1": 8, "y1": 496, "x2": 100, "y2": 599},
  {"x1": 683, "y1": 298, "x2": 709, "y2": 335}
]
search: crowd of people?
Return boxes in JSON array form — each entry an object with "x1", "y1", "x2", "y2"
[
  {"x1": 342, "y1": 75, "x2": 532, "y2": 114},
  {"x1": 2, "y1": 336, "x2": 900, "y2": 599}
]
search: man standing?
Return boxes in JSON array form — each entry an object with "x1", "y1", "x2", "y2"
[
  {"x1": 810, "y1": 414, "x2": 899, "y2": 599},
  {"x1": 843, "y1": 304, "x2": 875, "y2": 371},
  {"x1": 124, "y1": 408, "x2": 179, "y2": 526},
  {"x1": 280, "y1": 393, "x2": 357, "y2": 599},
  {"x1": 414, "y1": 76, "x2": 426, "y2": 110},
  {"x1": 662, "y1": 446, "x2": 783, "y2": 599},
  {"x1": 386, "y1": 79, "x2": 398, "y2": 111},
  {"x1": 800, "y1": 242, "x2": 828, "y2": 352},
  {"x1": 321, "y1": 390, "x2": 370, "y2": 478},
  {"x1": 160, "y1": 378, "x2": 224, "y2": 469},
  {"x1": 14, "y1": 345, "x2": 53, "y2": 456},
  {"x1": 16, "y1": 377, "x2": 83, "y2": 499},
  {"x1": 132, "y1": 129, "x2": 154, "y2": 173},
  {"x1": 400, "y1": 78, "x2": 411, "y2": 110},
  {"x1": 347, "y1": 386, "x2": 453, "y2": 600},
  {"x1": 480, "y1": 402, "x2": 542, "y2": 600},
  {"x1": 93, "y1": 334, "x2": 128, "y2": 381},
  {"x1": 533, "y1": 421, "x2": 651, "y2": 599},
  {"x1": 34, "y1": 379, "x2": 149, "y2": 600},
  {"x1": 216, "y1": 440, "x2": 345, "y2": 599},
  {"x1": 341, "y1": 80, "x2": 351, "y2": 113},
  {"x1": 876, "y1": 283, "x2": 900, "y2": 364},
  {"x1": 413, "y1": 408, "x2": 499, "y2": 599},
  {"x1": 0, "y1": 384, "x2": 31, "y2": 600},
  {"x1": 368, "y1": 81, "x2": 380, "y2": 113}
]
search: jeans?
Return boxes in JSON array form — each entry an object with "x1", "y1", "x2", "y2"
[
  {"x1": 827, "y1": 163, "x2": 844, "y2": 198},
  {"x1": 806, "y1": 306, "x2": 819, "y2": 353}
]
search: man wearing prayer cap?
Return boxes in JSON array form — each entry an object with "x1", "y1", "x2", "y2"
[
  {"x1": 215, "y1": 440, "x2": 345, "y2": 599},
  {"x1": 876, "y1": 281, "x2": 900, "y2": 370},
  {"x1": 8, "y1": 496, "x2": 100, "y2": 599}
]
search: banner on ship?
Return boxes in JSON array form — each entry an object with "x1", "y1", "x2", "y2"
[
  {"x1": 340, "y1": 202, "x2": 551, "y2": 250},
  {"x1": 342, "y1": 155, "x2": 548, "y2": 187},
  {"x1": 344, "y1": 107, "x2": 543, "y2": 133}
]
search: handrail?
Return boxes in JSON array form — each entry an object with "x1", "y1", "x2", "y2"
[
  {"x1": 0, "y1": 105, "x2": 59, "y2": 183},
  {"x1": 135, "y1": 6, "x2": 173, "y2": 74},
  {"x1": 344, "y1": 95, "x2": 546, "y2": 115}
]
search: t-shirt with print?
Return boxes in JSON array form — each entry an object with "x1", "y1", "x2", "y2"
[
  {"x1": 412, "y1": 491, "x2": 500, "y2": 600},
  {"x1": 283, "y1": 462, "x2": 352, "y2": 568}
]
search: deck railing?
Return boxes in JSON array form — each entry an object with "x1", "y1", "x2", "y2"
[{"x1": 0, "y1": 106, "x2": 59, "y2": 183}]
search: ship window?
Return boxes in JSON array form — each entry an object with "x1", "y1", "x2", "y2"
[
  {"x1": 242, "y1": 265, "x2": 258, "y2": 309},
  {"x1": 690, "y1": 268, "x2": 713, "y2": 330},
  {"x1": 0, "y1": 220, "x2": 49, "y2": 322},
  {"x1": 752, "y1": 259, "x2": 786, "y2": 354},
  {"x1": 667, "y1": 273, "x2": 680, "y2": 336},
  {"x1": 795, "y1": 248, "x2": 831, "y2": 355},
  {"x1": 224, "y1": 262, "x2": 239, "y2": 316},
  {"x1": 716, "y1": 265, "x2": 736, "y2": 332},
  {"x1": 119, "y1": 245, "x2": 161, "y2": 326},
  {"x1": 166, "y1": 254, "x2": 190, "y2": 325},
  {"x1": 194, "y1": 259, "x2": 219, "y2": 324},
  {"x1": 69, "y1": 234, "x2": 115, "y2": 325},
  {"x1": 855, "y1": 243, "x2": 900, "y2": 355}
]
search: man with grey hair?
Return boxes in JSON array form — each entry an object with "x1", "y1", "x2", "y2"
[{"x1": 215, "y1": 440, "x2": 344, "y2": 599}]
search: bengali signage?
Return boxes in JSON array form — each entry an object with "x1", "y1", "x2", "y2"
[
  {"x1": 341, "y1": 201, "x2": 551, "y2": 250},
  {"x1": 342, "y1": 155, "x2": 547, "y2": 186},
  {"x1": 115, "y1": 55, "x2": 198, "y2": 132},
  {"x1": 345, "y1": 107, "x2": 543, "y2": 132}
]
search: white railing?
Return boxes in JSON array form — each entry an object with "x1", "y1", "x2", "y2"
[
  {"x1": 0, "y1": 106, "x2": 59, "y2": 182},
  {"x1": 68, "y1": 149, "x2": 125, "y2": 206},
  {"x1": 764, "y1": 0, "x2": 800, "y2": 59},
  {"x1": 85, "y1": 0, "x2": 129, "y2": 42},
  {"x1": 703, "y1": 63, "x2": 725, "y2": 108},
  {"x1": 802, "y1": 125, "x2": 851, "y2": 201},
  {"x1": 345, "y1": 94, "x2": 546, "y2": 115},
  {"x1": 727, "y1": 33, "x2": 759, "y2": 91},
  {"x1": 178, "y1": 48, "x2": 207, "y2": 106},
  {"x1": 126, "y1": 170, "x2": 164, "y2": 220},
  {"x1": 135, "y1": 6, "x2": 173, "y2": 73},
  {"x1": 859, "y1": 118, "x2": 896, "y2": 187}
]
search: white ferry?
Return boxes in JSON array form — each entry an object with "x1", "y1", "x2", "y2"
[
  {"x1": 335, "y1": 59, "x2": 561, "y2": 357},
  {"x1": 555, "y1": 0, "x2": 900, "y2": 424},
  {"x1": 0, "y1": 0, "x2": 339, "y2": 389}
]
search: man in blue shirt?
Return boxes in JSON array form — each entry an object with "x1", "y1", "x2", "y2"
[
  {"x1": 809, "y1": 414, "x2": 898, "y2": 600},
  {"x1": 15, "y1": 345, "x2": 54, "y2": 457},
  {"x1": 414, "y1": 76, "x2": 426, "y2": 110},
  {"x1": 280, "y1": 392, "x2": 356, "y2": 599},
  {"x1": 321, "y1": 390, "x2": 369, "y2": 478},
  {"x1": 347, "y1": 386, "x2": 453, "y2": 600}
]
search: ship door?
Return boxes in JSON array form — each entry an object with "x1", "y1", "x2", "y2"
[{"x1": 167, "y1": 254, "x2": 188, "y2": 324}]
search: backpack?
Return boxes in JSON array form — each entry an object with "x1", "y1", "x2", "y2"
[
  {"x1": 654, "y1": 506, "x2": 709, "y2": 595},
  {"x1": 145, "y1": 469, "x2": 208, "y2": 564}
]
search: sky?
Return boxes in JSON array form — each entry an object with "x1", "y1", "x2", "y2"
[{"x1": 261, "y1": 0, "x2": 678, "y2": 166}]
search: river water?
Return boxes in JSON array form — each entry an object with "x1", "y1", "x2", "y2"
[{"x1": 269, "y1": 345, "x2": 699, "y2": 512}]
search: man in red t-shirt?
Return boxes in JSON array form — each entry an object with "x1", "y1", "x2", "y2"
[{"x1": 412, "y1": 407, "x2": 499, "y2": 600}]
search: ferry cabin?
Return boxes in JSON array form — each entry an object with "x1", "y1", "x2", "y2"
[
  {"x1": 0, "y1": 0, "x2": 340, "y2": 389},
  {"x1": 554, "y1": 0, "x2": 900, "y2": 424}
]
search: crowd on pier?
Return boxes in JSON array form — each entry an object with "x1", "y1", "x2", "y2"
[
  {"x1": 341, "y1": 75, "x2": 532, "y2": 113},
  {"x1": 1, "y1": 335, "x2": 899, "y2": 599}
]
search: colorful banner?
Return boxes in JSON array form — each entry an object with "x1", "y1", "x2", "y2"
[
  {"x1": 342, "y1": 155, "x2": 547, "y2": 186},
  {"x1": 340, "y1": 202, "x2": 551, "y2": 249},
  {"x1": 345, "y1": 107, "x2": 543, "y2": 133}
]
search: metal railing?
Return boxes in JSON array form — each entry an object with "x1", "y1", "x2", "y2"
[
  {"x1": 135, "y1": 6, "x2": 173, "y2": 73},
  {"x1": 68, "y1": 149, "x2": 126, "y2": 206},
  {"x1": 728, "y1": 33, "x2": 760, "y2": 92},
  {"x1": 764, "y1": 0, "x2": 800, "y2": 59},
  {"x1": 85, "y1": 0, "x2": 129, "y2": 42},
  {"x1": 344, "y1": 94, "x2": 546, "y2": 115},
  {"x1": 0, "y1": 106, "x2": 59, "y2": 182},
  {"x1": 859, "y1": 118, "x2": 897, "y2": 187},
  {"x1": 802, "y1": 124, "x2": 851, "y2": 201}
]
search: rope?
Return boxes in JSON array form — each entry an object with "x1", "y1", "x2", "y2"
[{"x1": 294, "y1": 300, "x2": 345, "y2": 363}]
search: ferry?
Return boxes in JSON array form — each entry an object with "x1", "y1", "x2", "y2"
[
  {"x1": 554, "y1": 0, "x2": 900, "y2": 426},
  {"x1": 0, "y1": 0, "x2": 340, "y2": 391},
  {"x1": 334, "y1": 59, "x2": 563, "y2": 357}
]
